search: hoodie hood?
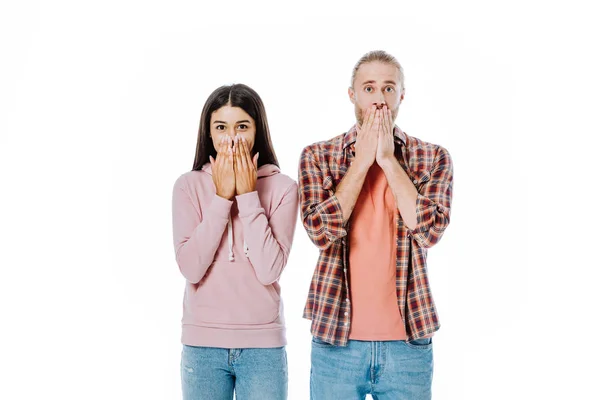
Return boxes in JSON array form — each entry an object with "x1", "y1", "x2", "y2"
[{"x1": 201, "y1": 162, "x2": 280, "y2": 178}]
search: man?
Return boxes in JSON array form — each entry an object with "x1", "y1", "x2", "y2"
[{"x1": 298, "y1": 50, "x2": 453, "y2": 399}]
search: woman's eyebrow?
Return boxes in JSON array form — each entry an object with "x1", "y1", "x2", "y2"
[{"x1": 212, "y1": 120, "x2": 251, "y2": 124}]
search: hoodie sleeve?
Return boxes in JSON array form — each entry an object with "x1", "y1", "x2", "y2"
[
  {"x1": 236, "y1": 181, "x2": 299, "y2": 285},
  {"x1": 172, "y1": 175, "x2": 232, "y2": 284}
]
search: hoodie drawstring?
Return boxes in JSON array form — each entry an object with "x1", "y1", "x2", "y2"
[
  {"x1": 227, "y1": 215, "x2": 249, "y2": 262},
  {"x1": 227, "y1": 216, "x2": 234, "y2": 261}
]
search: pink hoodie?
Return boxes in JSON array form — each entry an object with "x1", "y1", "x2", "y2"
[{"x1": 172, "y1": 163, "x2": 299, "y2": 348}]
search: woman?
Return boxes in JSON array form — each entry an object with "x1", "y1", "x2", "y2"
[{"x1": 172, "y1": 84, "x2": 298, "y2": 399}]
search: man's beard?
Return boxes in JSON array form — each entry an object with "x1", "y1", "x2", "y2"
[{"x1": 355, "y1": 104, "x2": 399, "y2": 126}]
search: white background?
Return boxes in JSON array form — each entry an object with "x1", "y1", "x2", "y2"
[{"x1": 1, "y1": 0, "x2": 599, "y2": 399}]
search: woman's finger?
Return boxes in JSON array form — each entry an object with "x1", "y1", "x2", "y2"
[
  {"x1": 218, "y1": 135, "x2": 226, "y2": 154},
  {"x1": 226, "y1": 136, "x2": 233, "y2": 168},
  {"x1": 217, "y1": 137, "x2": 226, "y2": 167},
  {"x1": 246, "y1": 138, "x2": 255, "y2": 169},
  {"x1": 227, "y1": 140, "x2": 233, "y2": 167},
  {"x1": 241, "y1": 137, "x2": 252, "y2": 170},
  {"x1": 234, "y1": 135, "x2": 243, "y2": 172}
]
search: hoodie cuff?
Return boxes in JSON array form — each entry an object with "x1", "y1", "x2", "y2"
[
  {"x1": 235, "y1": 191, "x2": 262, "y2": 217},
  {"x1": 210, "y1": 193, "x2": 234, "y2": 219}
]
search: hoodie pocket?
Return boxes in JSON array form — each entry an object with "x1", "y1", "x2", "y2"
[{"x1": 189, "y1": 261, "x2": 280, "y2": 325}]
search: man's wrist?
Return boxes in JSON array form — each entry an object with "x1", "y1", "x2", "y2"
[
  {"x1": 378, "y1": 156, "x2": 398, "y2": 171},
  {"x1": 352, "y1": 156, "x2": 373, "y2": 174}
]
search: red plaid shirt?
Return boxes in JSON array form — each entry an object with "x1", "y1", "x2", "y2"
[{"x1": 298, "y1": 124, "x2": 453, "y2": 346}]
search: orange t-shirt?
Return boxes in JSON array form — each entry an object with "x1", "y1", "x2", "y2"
[{"x1": 348, "y1": 164, "x2": 408, "y2": 341}]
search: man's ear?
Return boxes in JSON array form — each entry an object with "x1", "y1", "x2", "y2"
[
  {"x1": 399, "y1": 89, "x2": 405, "y2": 103},
  {"x1": 348, "y1": 87, "x2": 355, "y2": 104}
]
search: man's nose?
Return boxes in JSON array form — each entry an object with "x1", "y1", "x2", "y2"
[{"x1": 374, "y1": 97, "x2": 386, "y2": 108}]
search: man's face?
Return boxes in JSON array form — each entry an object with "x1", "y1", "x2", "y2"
[{"x1": 348, "y1": 61, "x2": 405, "y2": 126}]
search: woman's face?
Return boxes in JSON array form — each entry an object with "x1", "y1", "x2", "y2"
[{"x1": 210, "y1": 105, "x2": 257, "y2": 153}]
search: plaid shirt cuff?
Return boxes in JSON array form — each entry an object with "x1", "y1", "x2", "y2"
[
  {"x1": 410, "y1": 193, "x2": 449, "y2": 248},
  {"x1": 314, "y1": 194, "x2": 347, "y2": 242}
]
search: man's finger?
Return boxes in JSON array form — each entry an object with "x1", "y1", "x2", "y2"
[
  {"x1": 365, "y1": 105, "x2": 376, "y2": 131},
  {"x1": 382, "y1": 106, "x2": 390, "y2": 135},
  {"x1": 363, "y1": 106, "x2": 372, "y2": 128},
  {"x1": 373, "y1": 110, "x2": 381, "y2": 133}
]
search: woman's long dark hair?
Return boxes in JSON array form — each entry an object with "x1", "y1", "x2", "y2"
[{"x1": 192, "y1": 84, "x2": 279, "y2": 171}]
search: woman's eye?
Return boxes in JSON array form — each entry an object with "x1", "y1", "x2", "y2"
[
  {"x1": 237, "y1": 124, "x2": 248, "y2": 130},
  {"x1": 215, "y1": 125, "x2": 225, "y2": 130}
]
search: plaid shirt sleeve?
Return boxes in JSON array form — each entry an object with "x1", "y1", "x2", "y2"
[
  {"x1": 298, "y1": 146, "x2": 348, "y2": 250},
  {"x1": 409, "y1": 145, "x2": 453, "y2": 248}
]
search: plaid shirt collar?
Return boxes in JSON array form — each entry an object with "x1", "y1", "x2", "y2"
[{"x1": 342, "y1": 123, "x2": 407, "y2": 150}]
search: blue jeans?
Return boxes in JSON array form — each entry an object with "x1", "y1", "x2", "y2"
[
  {"x1": 310, "y1": 337, "x2": 434, "y2": 400},
  {"x1": 181, "y1": 345, "x2": 288, "y2": 400}
]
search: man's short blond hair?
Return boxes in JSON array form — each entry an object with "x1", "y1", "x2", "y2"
[{"x1": 350, "y1": 50, "x2": 405, "y2": 90}]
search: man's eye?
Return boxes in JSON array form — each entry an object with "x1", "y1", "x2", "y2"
[
  {"x1": 365, "y1": 87, "x2": 373, "y2": 93},
  {"x1": 385, "y1": 86, "x2": 395, "y2": 93}
]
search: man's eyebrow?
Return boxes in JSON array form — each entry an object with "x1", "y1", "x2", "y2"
[{"x1": 361, "y1": 80, "x2": 398, "y2": 85}]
